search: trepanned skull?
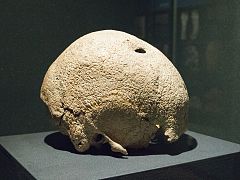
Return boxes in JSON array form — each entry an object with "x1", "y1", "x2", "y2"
[{"x1": 40, "y1": 30, "x2": 189, "y2": 155}]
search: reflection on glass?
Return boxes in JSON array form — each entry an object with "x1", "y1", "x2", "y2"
[{"x1": 135, "y1": 0, "x2": 240, "y2": 143}]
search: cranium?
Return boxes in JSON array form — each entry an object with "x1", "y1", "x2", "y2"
[{"x1": 40, "y1": 30, "x2": 189, "y2": 155}]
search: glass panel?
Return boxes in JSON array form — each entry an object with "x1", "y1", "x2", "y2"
[
  {"x1": 136, "y1": 0, "x2": 240, "y2": 143},
  {"x1": 176, "y1": 0, "x2": 240, "y2": 143}
]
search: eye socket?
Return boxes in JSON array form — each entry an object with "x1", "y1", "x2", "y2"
[
  {"x1": 135, "y1": 48, "x2": 146, "y2": 53},
  {"x1": 142, "y1": 117, "x2": 149, "y2": 121},
  {"x1": 94, "y1": 134, "x2": 104, "y2": 143}
]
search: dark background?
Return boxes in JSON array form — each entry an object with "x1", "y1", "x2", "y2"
[
  {"x1": 0, "y1": 0, "x2": 240, "y2": 144},
  {"x1": 0, "y1": 0, "x2": 140, "y2": 135}
]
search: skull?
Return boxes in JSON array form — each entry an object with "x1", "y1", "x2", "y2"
[{"x1": 40, "y1": 30, "x2": 189, "y2": 155}]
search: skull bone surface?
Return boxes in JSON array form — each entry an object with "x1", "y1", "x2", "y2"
[{"x1": 40, "y1": 30, "x2": 189, "y2": 155}]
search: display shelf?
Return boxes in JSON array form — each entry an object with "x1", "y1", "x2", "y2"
[{"x1": 0, "y1": 131, "x2": 239, "y2": 180}]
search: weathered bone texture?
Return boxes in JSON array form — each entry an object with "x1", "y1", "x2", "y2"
[{"x1": 40, "y1": 30, "x2": 189, "y2": 155}]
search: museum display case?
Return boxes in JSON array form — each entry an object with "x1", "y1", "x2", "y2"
[{"x1": 0, "y1": 0, "x2": 239, "y2": 179}]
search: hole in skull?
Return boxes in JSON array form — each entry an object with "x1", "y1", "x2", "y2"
[
  {"x1": 94, "y1": 134, "x2": 104, "y2": 143},
  {"x1": 78, "y1": 141, "x2": 82, "y2": 146},
  {"x1": 135, "y1": 48, "x2": 146, "y2": 53}
]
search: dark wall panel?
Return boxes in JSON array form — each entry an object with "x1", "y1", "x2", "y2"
[{"x1": 0, "y1": 0, "x2": 137, "y2": 135}]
